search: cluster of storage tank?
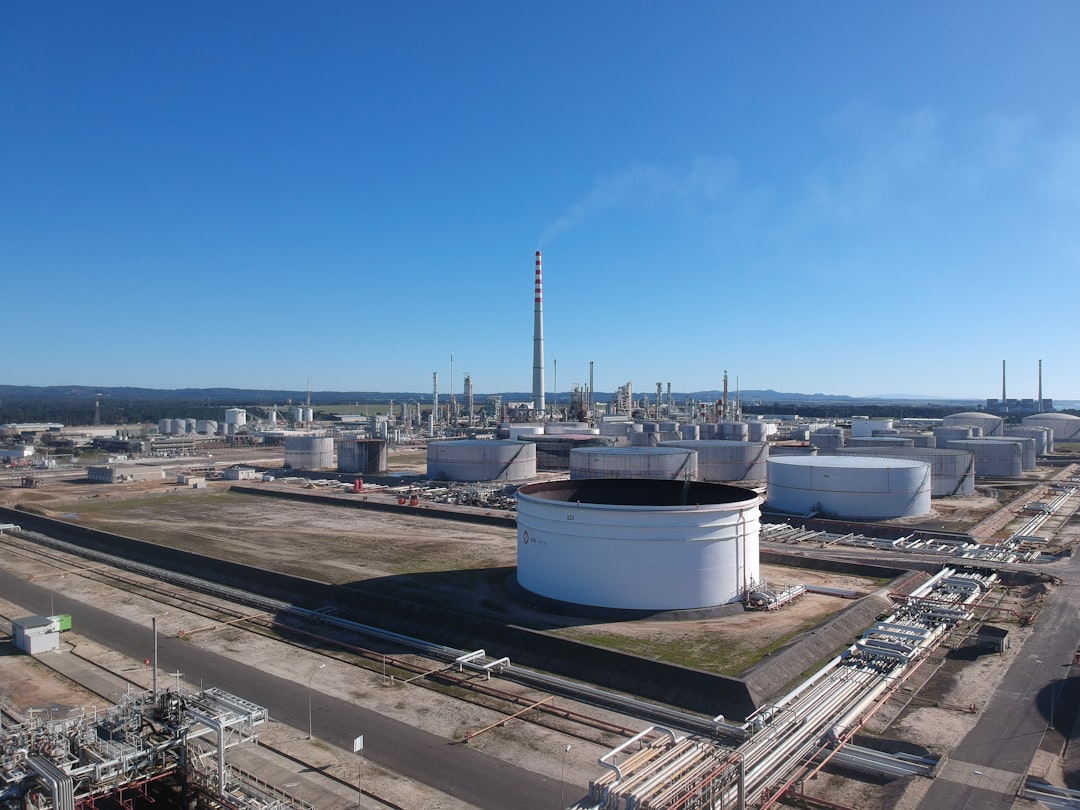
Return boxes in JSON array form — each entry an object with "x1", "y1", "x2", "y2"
[{"x1": 158, "y1": 418, "x2": 219, "y2": 436}]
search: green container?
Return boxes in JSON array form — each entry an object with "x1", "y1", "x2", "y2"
[{"x1": 53, "y1": 613, "x2": 72, "y2": 632}]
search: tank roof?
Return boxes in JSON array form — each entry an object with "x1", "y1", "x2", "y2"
[{"x1": 517, "y1": 478, "x2": 758, "y2": 507}]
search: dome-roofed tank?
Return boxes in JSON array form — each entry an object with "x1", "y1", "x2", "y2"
[
  {"x1": 1022, "y1": 413, "x2": 1080, "y2": 443},
  {"x1": 516, "y1": 479, "x2": 761, "y2": 610},
  {"x1": 943, "y1": 412, "x2": 1004, "y2": 436}
]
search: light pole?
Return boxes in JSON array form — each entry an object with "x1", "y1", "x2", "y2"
[
  {"x1": 152, "y1": 612, "x2": 168, "y2": 697},
  {"x1": 560, "y1": 744, "x2": 571, "y2": 809},
  {"x1": 307, "y1": 663, "x2": 325, "y2": 740}
]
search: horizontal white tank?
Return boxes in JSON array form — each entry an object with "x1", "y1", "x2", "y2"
[
  {"x1": 661, "y1": 440, "x2": 768, "y2": 482},
  {"x1": 767, "y1": 456, "x2": 931, "y2": 519},
  {"x1": 851, "y1": 418, "x2": 894, "y2": 438},
  {"x1": 827, "y1": 447, "x2": 975, "y2": 497},
  {"x1": 516, "y1": 479, "x2": 761, "y2": 610},
  {"x1": 284, "y1": 436, "x2": 335, "y2": 470},
  {"x1": 943, "y1": 412, "x2": 1003, "y2": 436},
  {"x1": 846, "y1": 436, "x2": 915, "y2": 448},
  {"x1": 1023, "y1": 413, "x2": 1080, "y2": 443},
  {"x1": 428, "y1": 440, "x2": 536, "y2": 482},
  {"x1": 569, "y1": 446, "x2": 697, "y2": 481},
  {"x1": 943, "y1": 439, "x2": 1023, "y2": 477}
]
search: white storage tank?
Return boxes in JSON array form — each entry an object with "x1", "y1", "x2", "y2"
[
  {"x1": 978, "y1": 436, "x2": 1036, "y2": 470},
  {"x1": 944, "y1": 439, "x2": 1023, "y2": 477},
  {"x1": 569, "y1": 446, "x2": 697, "y2": 481},
  {"x1": 284, "y1": 436, "x2": 335, "y2": 470},
  {"x1": 934, "y1": 426, "x2": 974, "y2": 444},
  {"x1": 225, "y1": 408, "x2": 247, "y2": 427},
  {"x1": 678, "y1": 424, "x2": 700, "y2": 440},
  {"x1": 661, "y1": 440, "x2": 768, "y2": 483},
  {"x1": 599, "y1": 420, "x2": 632, "y2": 438},
  {"x1": 700, "y1": 423, "x2": 719, "y2": 439},
  {"x1": 747, "y1": 421, "x2": 771, "y2": 442},
  {"x1": 810, "y1": 427, "x2": 845, "y2": 451},
  {"x1": 516, "y1": 479, "x2": 761, "y2": 610},
  {"x1": 544, "y1": 422, "x2": 592, "y2": 435},
  {"x1": 846, "y1": 436, "x2": 915, "y2": 448},
  {"x1": 627, "y1": 431, "x2": 658, "y2": 447},
  {"x1": 184, "y1": 418, "x2": 197, "y2": 434},
  {"x1": 196, "y1": 420, "x2": 218, "y2": 435},
  {"x1": 718, "y1": 422, "x2": 750, "y2": 441},
  {"x1": 1005, "y1": 426, "x2": 1051, "y2": 456},
  {"x1": 905, "y1": 432, "x2": 937, "y2": 448},
  {"x1": 851, "y1": 418, "x2": 894, "y2": 438},
  {"x1": 427, "y1": 439, "x2": 536, "y2": 482},
  {"x1": 337, "y1": 438, "x2": 389, "y2": 474},
  {"x1": 769, "y1": 444, "x2": 818, "y2": 456},
  {"x1": 505, "y1": 424, "x2": 544, "y2": 440},
  {"x1": 827, "y1": 447, "x2": 975, "y2": 497},
  {"x1": 158, "y1": 419, "x2": 172, "y2": 435},
  {"x1": 943, "y1": 412, "x2": 1003, "y2": 436},
  {"x1": 767, "y1": 456, "x2": 931, "y2": 519},
  {"x1": 1023, "y1": 413, "x2": 1080, "y2": 444}
]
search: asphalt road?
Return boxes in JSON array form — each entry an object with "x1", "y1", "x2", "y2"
[
  {"x1": 0, "y1": 569, "x2": 575, "y2": 810},
  {"x1": 916, "y1": 554, "x2": 1080, "y2": 809}
]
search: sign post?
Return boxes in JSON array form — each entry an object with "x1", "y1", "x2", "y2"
[{"x1": 353, "y1": 735, "x2": 364, "y2": 807}]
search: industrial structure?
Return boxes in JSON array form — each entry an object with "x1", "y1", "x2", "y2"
[{"x1": 515, "y1": 478, "x2": 761, "y2": 610}]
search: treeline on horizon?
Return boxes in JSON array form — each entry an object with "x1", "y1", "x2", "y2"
[{"x1": 2, "y1": 395, "x2": 1069, "y2": 428}]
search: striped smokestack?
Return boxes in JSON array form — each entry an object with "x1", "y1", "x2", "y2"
[{"x1": 532, "y1": 251, "x2": 545, "y2": 413}]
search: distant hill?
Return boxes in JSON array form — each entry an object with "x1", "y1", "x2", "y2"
[{"x1": 0, "y1": 384, "x2": 980, "y2": 405}]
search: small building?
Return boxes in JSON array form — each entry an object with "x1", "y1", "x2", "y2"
[
  {"x1": 87, "y1": 465, "x2": 165, "y2": 484},
  {"x1": 12, "y1": 615, "x2": 61, "y2": 654},
  {"x1": 223, "y1": 466, "x2": 259, "y2": 481},
  {"x1": 977, "y1": 624, "x2": 1010, "y2": 653}
]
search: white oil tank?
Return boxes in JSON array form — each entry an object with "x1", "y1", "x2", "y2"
[
  {"x1": 810, "y1": 427, "x2": 845, "y2": 451},
  {"x1": 284, "y1": 436, "x2": 334, "y2": 470},
  {"x1": 767, "y1": 456, "x2": 931, "y2": 519},
  {"x1": 827, "y1": 447, "x2": 975, "y2": 497},
  {"x1": 943, "y1": 439, "x2": 1023, "y2": 477},
  {"x1": 427, "y1": 440, "x2": 536, "y2": 482},
  {"x1": 851, "y1": 418, "x2": 894, "y2": 438},
  {"x1": 846, "y1": 436, "x2": 915, "y2": 448},
  {"x1": 1023, "y1": 413, "x2": 1080, "y2": 444},
  {"x1": 661, "y1": 440, "x2": 768, "y2": 483},
  {"x1": 569, "y1": 446, "x2": 697, "y2": 480},
  {"x1": 943, "y1": 412, "x2": 1003, "y2": 436},
  {"x1": 225, "y1": 408, "x2": 247, "y2": 427},
  {"x1": 516, "y1": 479, "x2": 761, "y2": 610},
  {"x1": 978, "y1": 436, "x2": 1036, "y2": 470}
]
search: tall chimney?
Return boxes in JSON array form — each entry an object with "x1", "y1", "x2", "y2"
[
  {"x1": 1038, "y1": 359, "x2": 1043, "y2": 411},
  {"x1": 532, "y1": 251, "x2": 545, "y2": 414},
  {"x1": 1002, "y1": 360, "x2": 1007, "y2": 403}
]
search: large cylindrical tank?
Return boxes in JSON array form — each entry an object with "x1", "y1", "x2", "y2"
[
  {"x1": 769, "y1": 444, "x2": 818, "y2": 456},
  {"x1": 851, "y1": 418, "x2": 894, "y2": 438},
  {"x1": 516, "y1": 479, "x2": 761, "y2": 610},
  {"x1": 978, "y1": 436, "x2": 1036, "y2": 470},
  {"x1": 544, "y1": 422, "x2": 591, "y2": 435},
  {"x1": 718, "y1": 422, "x2": 750, "y2": 441},
  {"x1": 336, "y1": 438, "x2": 388, "y2": 474},
  {"x1": 627, "y1": 431, "x2": 658, "y2": 447},
  {"x1": 184, "y1": 418, "x2": 197, "y2": 434},
  {"x1": 810, "y1": 427, "x2": 845, "y2": 451},
  {"x1": 678, "y1": 424, "x2": 700, "y2": 440},
  {"x1": 224, "y1": 408, "x2": 247, "y2": 426},
  {"x1": 505, "y1": 425, "x2": 544, "y2": 440},
  {"x1": 905, "y1": 432, "x2": 937, "y2": 448},
  {"x1": 569, "y1": 446, "x2": 697, "y2": 480},
  {"x1": 767, "y1": 456, "x2": 932, "y2": 519},
  {"x1": 700, "y1": 423, "x2": 719, "y2": 439},
  {"x1": 659, "y1": 421, "x2": 679, "y2": 432},
  {"x1": 943, "y1": 439, "x2": 1023, "y2": 477},
  {"x1": 158, "y1": 419, "x2": 172, "y2": 435},
  {"x1": 846, "y1": 436, "x2": 915, "y2": 448},
  {"x1": 427, "y1": 440, "x2": 536, "y2": 482},
  {"x1": 520, "y1": 434, "x2": 615, "y2": 471},
  {"x1": 1005, "y1": 426, "x2": 1051, "y2": 456},
  {"x1": 196, "y1": 420, "x2": 218, "y2": 435},
  {"x1": 661, "y1": 440, "x2": 768, "y2": 483},
  {"x1": 598, "y1": 420, "x2": 632, "y2": 438},
  {"x1": 1023, "y1": 413, "x2": 1080, "y2": 444},
  {"x1": 943, "y1": 412, "x2": 1003, "y2": 436},
  {"x1": 747, "y1": 421, "x2": 771, "y2": 442},
  {"x1": 934, "y1": 426, "x2": 974, "y2": 444},
  {"x1": 827, "y1": 447, "x2": 975, "y2": 497},
  {"x1": 284, "y1": 436, "x2": 335, "y2": 470}
]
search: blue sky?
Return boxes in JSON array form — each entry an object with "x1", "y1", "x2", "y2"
[{"x1": 3, "y1": 3, "x2": 1079, "y2": 400}]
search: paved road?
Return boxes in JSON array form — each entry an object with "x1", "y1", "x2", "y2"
[
  {"x1": 0, "y1": 569, "x2": 575, "y2": 810},
  {"x1": 916, "y1": 554, "x2": 1080, "y2": 809}
]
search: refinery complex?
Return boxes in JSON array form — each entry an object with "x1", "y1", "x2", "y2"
[{"x1": 1, "y1": 252, "x2": 1080, "y2": 810}]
